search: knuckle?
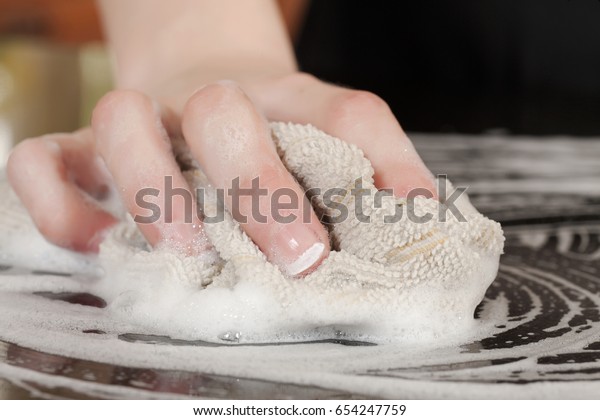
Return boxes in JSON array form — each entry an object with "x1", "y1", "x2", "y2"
[
  {"x1": 91, "y1": 89, "x2": 153, "y2": 158},
  {"x1": 92, "y1": 89, "x2": 151, "y2": 129},
  {"x1": 8, "y1": 138, "x2": 40, "y2": 169},
  {"x1": 328, "y1": 90, "x2": 389, "y2": 125},
  {"x1": 7, "y1": 138, "x2": 55, "y2": 182},
  {"x1": 14, "y1": 136, "x2": 51, "y2": 156},
  {"x1": 279, "y1": 72, "x2": 319, "y2": 87},
  {"x1": 183, "y1": 81, "x2": 244, "y2": 121}
]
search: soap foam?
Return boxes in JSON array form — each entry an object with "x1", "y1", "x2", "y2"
[{"x1": 91, "y1": 238, "x2": 500, "y2": 344}]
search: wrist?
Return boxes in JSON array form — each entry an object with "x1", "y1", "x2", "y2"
[{"x1": 99, "y1": 0, "x2": 297, "y2": 97}]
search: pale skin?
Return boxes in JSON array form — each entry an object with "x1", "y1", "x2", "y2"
[{"x1": 7, "y1": 0, "x2": 436, "y2": 276}]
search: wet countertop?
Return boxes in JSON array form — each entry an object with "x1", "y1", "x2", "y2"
[{"x1": 1, "y1": 133, "x2": 599, "y2": 399}]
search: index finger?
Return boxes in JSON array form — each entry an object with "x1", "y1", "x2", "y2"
[{"x1": 91, "y1": 89, "x2": 210, "y2": 255}]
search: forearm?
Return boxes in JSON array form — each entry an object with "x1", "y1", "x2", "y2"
[{"x1": 97, "y1": 0, "x2": 297, "y2": 93}]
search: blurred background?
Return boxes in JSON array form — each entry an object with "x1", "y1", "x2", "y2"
[
  {"x1": 298, "y1": 0, "x2": 600, "y2": 136},
  {"x1": 1, "y1": 0, "x2": 600, "y2": 167},
  {"x1": 0, "y1": 0, "x2": 110, "y2": 166}
]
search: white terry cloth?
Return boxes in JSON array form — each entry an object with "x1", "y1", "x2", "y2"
[{"x1": 0, "y1": 123, "x2": 504, "y2": 344}]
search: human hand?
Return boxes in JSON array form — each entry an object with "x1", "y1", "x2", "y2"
[{"x1": 7, "y1": 72, "x2": 436, "y2": 276}]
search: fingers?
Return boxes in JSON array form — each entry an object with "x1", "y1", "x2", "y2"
[
  {"x1": 249, "y1": 73, "x2": 437, "y2": 198},
  {"x1": 7, "y1": 131, "x2": 118, "y2": 253},
  {"x1": 181, "y1": 82, "x2": 329, "y2": 276},
  {"x1": 91, "y1": 89, "x2": 208, "y2": 254}
]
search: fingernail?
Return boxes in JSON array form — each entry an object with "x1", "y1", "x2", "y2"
[{"x1": 271, "y1": 223, "x2": 325, "y2": 276}]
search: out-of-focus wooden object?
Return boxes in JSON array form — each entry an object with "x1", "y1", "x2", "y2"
[
  {"x1": 0, "y1": 0, "x2": 309, "y2": 44},
  {"x1": 0, "y1": 0, "x2": 102, "y2": 44},
  {"x1": 277, "y1": 0, "x2": 310, "y2": 42}
]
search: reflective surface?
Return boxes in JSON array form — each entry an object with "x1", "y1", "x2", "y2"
[{"x1": 1, "y1": 134, "x2": 599, "y2": 399}]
